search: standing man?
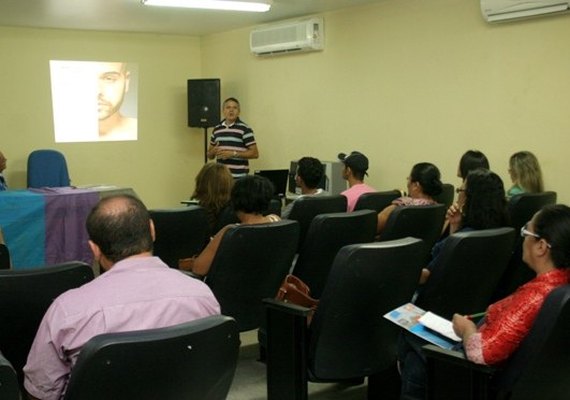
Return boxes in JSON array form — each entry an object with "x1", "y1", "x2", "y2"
[
  {"x1": 208, "y1": 97, "x2": 259, "y2": 179},
  {"x1": 338, "y1": 151, "x2": 376, "y2": 212},
  {"x1": 24, "y1": 195, "x2": 220, "y2": 400},
  {"x1": 0, "y1": 150, "x2": 7, "y2": 191}
]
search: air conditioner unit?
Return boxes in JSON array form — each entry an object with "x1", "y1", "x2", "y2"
[
  {"x1": 481, "y1": 0, "x2": 570, "y2": 22},
  {"x1": 250, "y1": 17, "x2": 324, "y2": 56}
]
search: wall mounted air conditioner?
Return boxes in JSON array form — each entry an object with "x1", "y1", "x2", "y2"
[
  {"x1": 481, "y1": 0, "x2": 570, "y2": 22},
  {"x1": 250, "y1": 17, "x2": 324, "y2": 56}
]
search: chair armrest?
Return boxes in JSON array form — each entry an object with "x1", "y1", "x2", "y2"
[
  {"x1": 423, "y1": 344, "x2": 497, "y2": 400},
  {"x1": 263, "y1": 298, "x2": 313, "y2": 317},
  {"x1": 422, "y1": 344, "x2": 496, "y2": 374},
  {"x1": 263, "y1": 298, "x2": 311, "y2": 400},
  {"x1": 179, "y1": 270, "x2": 205, "y2": 281}
]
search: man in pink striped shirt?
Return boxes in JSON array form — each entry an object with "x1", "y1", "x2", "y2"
[{"x1": 24, "y1": 195, "x2": 220, "y2": 400}]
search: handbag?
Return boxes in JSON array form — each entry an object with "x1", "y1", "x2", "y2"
[{"x1": 275, "y1": 274, "x2": 319, "y2": 324}]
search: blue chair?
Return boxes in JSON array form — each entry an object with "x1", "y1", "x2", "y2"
[{"x1": 27, "y1": 149, "x2": 71, "y2": 188}]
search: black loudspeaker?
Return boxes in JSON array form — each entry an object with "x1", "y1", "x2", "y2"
[{"x1": 187, "y1": 79, "x2": 221, "y2": 128}]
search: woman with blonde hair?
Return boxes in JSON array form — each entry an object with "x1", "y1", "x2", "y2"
[
  {"x1": 507, "y1": 151, "x2": 544, "y2": 197},
  {"x1": 191, "y1": 163, "x2": 234, "y2": 232}
]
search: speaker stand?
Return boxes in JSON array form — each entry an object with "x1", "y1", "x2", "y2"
[{"x1": 203, "y1": 127, "x2": 209, "y2": 164}]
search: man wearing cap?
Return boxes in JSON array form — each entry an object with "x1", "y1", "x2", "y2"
[{"x1": 338, "y1": 151, "x2": 376, "y2": 212}]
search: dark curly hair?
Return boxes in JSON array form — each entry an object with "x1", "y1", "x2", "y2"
[
  {"x1": 410, "y1": 162, "x2": 443, "y2": 197},
  {"x1": 231, "y1": 175, "x2": 274, "y2": 214},
  {"x1": 462, "y1": 169, "x2": 509, "y2": 230},
  {"x1": 533, "y1": 204, "x2": 570, "y2": 268},
  {"x1": 297, "y1": 157, "x2": 324, "y2": 189}
]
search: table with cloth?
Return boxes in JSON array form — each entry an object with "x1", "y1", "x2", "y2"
[{"x1": 0, "y1": 186, "x2": 136, "y2": 269}]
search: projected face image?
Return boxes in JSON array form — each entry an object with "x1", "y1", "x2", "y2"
[
  {"x1": 50, "y1": 60, "x2": 138, "y2": 143},
  {"x1": 97, "y1": 63, "x2": 129, "y2": 121}
]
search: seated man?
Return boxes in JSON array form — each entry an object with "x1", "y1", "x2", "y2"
[
  {"x1": 282, "y1": 156, "x2": 326, "y2": 219},
  {"x1": 338, "y1": 151, "x2": 376, "y2": 212},
  {"x1": 24, "y1": 194, "x2": 220, "y2": 400}
]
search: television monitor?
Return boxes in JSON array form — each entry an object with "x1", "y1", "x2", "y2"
[{"x1": 254, "y1": 169, "x2": 289, "y2": 198}]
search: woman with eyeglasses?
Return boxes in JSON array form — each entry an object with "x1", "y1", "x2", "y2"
[
  {"x1": 453, "y1": 204, "x2": 570, "y2": 365},
  {"x1": 507, "y1": 151, "x2": 544, "y2": 198},
  {"x1": 376, "y1": 162, "x2": 443, "y2": 235}
]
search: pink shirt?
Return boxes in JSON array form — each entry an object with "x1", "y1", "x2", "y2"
[
  {"x1": 24, "y1": 256, "x2": 220, "y2": 400},
  {"x1": 342, "y1": 183, "x2": 376, "y2": 212}
]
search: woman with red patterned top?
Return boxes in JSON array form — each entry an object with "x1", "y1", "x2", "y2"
[{"x1": 453, "y1": 204, "x2": 570, "y2": 365}]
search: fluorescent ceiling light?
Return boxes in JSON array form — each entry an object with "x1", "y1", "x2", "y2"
[{"x1": 141, "y1": 0, "x2": 272, "y2": 12}]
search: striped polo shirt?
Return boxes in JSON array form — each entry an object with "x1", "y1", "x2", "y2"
[{"x1": 211, "y1": 118, "x2": 256, "y2": 178}]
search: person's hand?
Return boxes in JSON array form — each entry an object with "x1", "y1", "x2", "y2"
[
  {"x1": 217, "y1": 149, "x2": 238, "y2": 160},
  {"x1": 446, "y1": 202, "x2": 463, "y2": 233},
  {"x1": 452, "y1": 313, "x2": 477, "y2": 339}
]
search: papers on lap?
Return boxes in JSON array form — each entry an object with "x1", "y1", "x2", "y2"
[{"x1": 383, "y1": 303, "x2": 460, "y2": 349}]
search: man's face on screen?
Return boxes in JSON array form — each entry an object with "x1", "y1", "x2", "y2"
[{"x1": 97, "y1": 62, "x2": 129, "y2": 121}]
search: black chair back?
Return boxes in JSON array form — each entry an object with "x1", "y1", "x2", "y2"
[
  {"x1": 149, "y1": 206, "x2": 210, "y2": 269},
  {"x1": 495, "y1": 191, "x2": 558, "y2": 300},
  {"x1": 380, "y1": 204, "x2": 446, "y2": 252},
  {"x1": 287, "y1": 195, "x2": 347, "y2": 251},
  {"x1": 206, "y1": 220, "x2": 299, "y2": 331},
  {"x1": 354, "y1": 190, "x2": 401, "y2": 213},
  {"x1": 63, "y1": 315, "x2": 240, "y2": 400},
  {"x1": 0, "y1": 262, "x2": 94, "y2": 386},
  {"x1": 27, "y1": 149, "x2": 71, "y2": 188},
  {"x1": 293, "y1": 210, "x2": 377, "y2": 298},
  {"x1": 432, "y1": 183, "x2": 454, "y2": 209},
  {"x1": 0, "y1": 243, "x2": 10, "y2": 269},
  {"x1": 508, "y1": 191, "x2": 557, "y2": 231},
  {"x1": 309, "y1": 238, "x2": 428, "y2": 379},
  {"x1": 415, "y1": 227, "x2": 515, "y2": 320},
  {"x1": 264, "y1": 238, "x2": 429, "y2": 400},
  {"x1": 0, "y1": 351, "x2": 19, "y2": 400}
]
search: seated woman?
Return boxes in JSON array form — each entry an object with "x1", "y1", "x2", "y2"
[
  {"x1": 457, "y1": 150, "x2": 490, "y2": 182},
  {"x1": 399, "y1": 204, "x2": 570, "y2": 399},
  {"x1": 377, "y1": 162, "x2": 442, "y2": 235},
  {"x1": 190, "y1": 163, "x2": 234, "y2": 234},
  {"x1": 453, "y1": 204, "x2": 570, "y2": 365},
  {"x1": 422, "y1": 168, "x2": 509, "y2": 284},
  {"x1": 507, "y1": 151, "x2": 544, "y2": 198},
  {"x1": 181, "y1": 175, "x2": 280, "y2": 277}
]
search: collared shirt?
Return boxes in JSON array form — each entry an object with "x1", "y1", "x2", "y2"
[
  {"x1": 24, "y1": 256, "x2": 220, "y2": 400},
  {"x1": 341, "y1": 183, "x2": 376, "y2": 212},
  {"x1": 211, "y1": 118, "x2": 256, "y2": 178}
]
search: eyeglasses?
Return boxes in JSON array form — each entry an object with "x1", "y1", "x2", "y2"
[
  {"x1": 520, "y1": 223, "x2": 552, "y2": 248},
  {"x1": 455, "y1": 188, "x2": 465, "y2": 194}
]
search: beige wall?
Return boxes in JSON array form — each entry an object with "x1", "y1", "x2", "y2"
[
  {"x1": 0, "y1": 27, "x2": 205, "y2": 208},
  {"x1": 202, "y1": 0, "x2": 570, "y2": 202},
  {"x1": 1, "y1": 0, "x2": 569, "y2": 208}
]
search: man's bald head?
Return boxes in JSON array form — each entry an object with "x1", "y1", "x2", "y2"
[{"x1": 86, "y1": 195, "x2": 153, "y2": 263}]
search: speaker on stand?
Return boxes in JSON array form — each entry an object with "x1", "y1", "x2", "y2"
[{"x1": 187, "y1": 79, "x2": 221, "y2": 163}]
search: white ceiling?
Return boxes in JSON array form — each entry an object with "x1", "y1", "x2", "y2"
[{"x1": 0, "y1": 0, "x2": 384, "y2": 36}]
